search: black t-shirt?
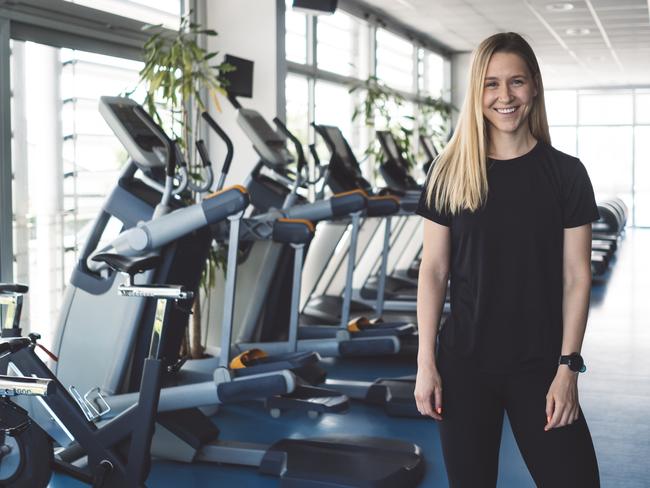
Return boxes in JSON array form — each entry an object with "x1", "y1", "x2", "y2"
[{"x1": 416, "y1": 141, "x2": 599, "y2": 371}]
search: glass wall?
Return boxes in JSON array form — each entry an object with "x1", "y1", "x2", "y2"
[
  {"x1": 8, "y1": 0, "x2": 180, "y2": 338},
  {"x1": 285, "y1": 73, "x2": 310, "y2": 144},
  {"x1": 422, "y1": 50, "x2": 445, "y2": 98},
  {"x1": 286, "y1": 3, "x2": 307, "y2": 64},
  {"x1": 317, "y1": 10, "x2": 369, "y2": 79},
  {"x1": 546, "y1": 88, "x2": 650, "y2": 227},
  {"x1": 10, "y1": 41, "x2": 146, "y2": 340},
  {"x1": 284, "y1": 1, "x2": 449, "y2": 183},
  {"x1": 65, "y1": 0, "x2": 181, "y2": 28},
  {"x1": 375, "y1": 28, "x2": 414, "y2": 93}
]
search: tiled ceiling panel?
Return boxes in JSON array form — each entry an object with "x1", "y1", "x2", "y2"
[{"x1": 359, "y1": 0, "x2": 650, "y2": 88}]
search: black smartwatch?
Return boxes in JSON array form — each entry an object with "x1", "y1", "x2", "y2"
[{"x1": 559, "y1": 353, "x2": 586, "y2": 373}]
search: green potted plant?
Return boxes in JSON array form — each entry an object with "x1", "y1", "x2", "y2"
[
  {"x1": 350, "y1": 76, "x2": 453, "y2": 177},
  {"x1": 416, "y1": 94, "x2": 453, "y2": 162},
  {"x1": 350, "y1": 76, "x2": 401, "y2": 171},
  {"x1": 132, "y1": 14, "x2": 232, "y2": 360}
]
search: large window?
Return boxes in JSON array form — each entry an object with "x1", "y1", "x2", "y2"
[
  {"x1": 375, "y1": 28, "x2": 415, "y2": 93},
  {"x1": 284, "y1": 3, "x2": 449, "y2": 183},
  {"x1": 314, "y1": 80, "x2": 366, "y2": 156},
  {"x1": 317, "y1": 10, "x2": 369, "y2": 79},
  {"x1": 4, "y1": 0, "x2": 180, "y2": 340},
  {"x1": 635, "y1": 126, "x2": 650, "y2": 226},
  {"x1": 285, "y1": 73, "x2": 310, "y2": 145},
  {"x1": 66, "y1": 0, "x2": 181, "y2": 28},
  {"x1": 421, "y1": 50, "x2": 445, "y2": 98},
  {"x1": 286, "y1": 3, "x2": 308, "y2": 64},
  {"x1": 10, "y1": 42, "x2": 146, "y2": 341},
  {"x1": 546, "y1": 88, "x2": 650, "y2": 227}
]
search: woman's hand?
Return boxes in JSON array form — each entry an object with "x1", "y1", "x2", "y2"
[
  {"x1": 414, "y1": 361, "x2": 443, "y2": 420},
  {"x1": 544, "y1": 366, "x2": 580, "y2": 431}
]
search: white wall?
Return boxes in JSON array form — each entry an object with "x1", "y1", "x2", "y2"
[
  {"x1": 205, "y1": 0, "x2": 282, "y2": 186},
  {"x1": 203, "y1": 0, "x2": 283, "y2": 352}
]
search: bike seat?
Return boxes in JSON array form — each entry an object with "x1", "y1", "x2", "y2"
[
  {"x1": 0, "y1": 283, "x2": 29, "y2": 295},
  {"x1": 92, "y1": 253, "x2": 161, "y2": 275},
  {"x1": 0, "y1": 337, "x2": 32, "y2": 356}
]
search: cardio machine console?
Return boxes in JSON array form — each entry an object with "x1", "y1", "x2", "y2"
[
  {"x1": 99, "y1": 96, "x2": 167, "y2": 170},
  {"x1": 237, "y1": 108, "x2": 293, "y2": 169}
]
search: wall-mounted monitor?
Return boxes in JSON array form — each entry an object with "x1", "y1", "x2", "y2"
[{"x1": 223, "y1": 54, "x2": 254, "y2": 99}]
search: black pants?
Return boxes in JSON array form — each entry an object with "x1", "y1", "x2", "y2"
[{"x1": 437, "y1": 348, "x2": 600, "y2": 488}]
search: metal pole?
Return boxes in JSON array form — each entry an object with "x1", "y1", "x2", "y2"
[
  {"x1": 339, "y1": 211, "x2": 361, "y2": 329},
  {"x1": 375, "y1": 216, "x2": 391, "y2": 317},
  {"x1": 31, "y1": 43, "x2": 64, "y2": 331},
  {"x1": 219, "y1": 213, "x2": 242, "y2": 368},
  {"x1": 287, "y1": 243, "x2": 304, "y2": 352}
]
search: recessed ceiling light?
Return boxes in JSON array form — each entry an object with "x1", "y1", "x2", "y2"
[
  {"x1": 546, "y1": 2, "x2": 574, "y2": 11},
  {"x1": 565, "y1": 27, "x2": 590, "y2": 36}
]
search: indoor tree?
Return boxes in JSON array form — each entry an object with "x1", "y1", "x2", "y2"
[
  {"x1": 132, "y1": 13, "x2": 232, "y2": 359},
  {"x1": 350, "y1": 76, "x2": 453, "y2": 175}
]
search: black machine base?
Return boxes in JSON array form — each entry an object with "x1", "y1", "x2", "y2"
[
  {"x1": 158, "y1": 408, "x2": 425, "y2": 487},
  {"x1": 366, "y1": 377, "x2": 420, "y2": 418},
  {"x1": 360, "y1": 275, "x2": 417, "y2": 301},
  {"x1": 260, "y1": 435, "x2": 425, "y2": 487},
  {"x1": 301, "y1": 295, "x2": 416, "y2": 326}
]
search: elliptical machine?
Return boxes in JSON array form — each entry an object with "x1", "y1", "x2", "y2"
[
  {"x1": 0, "y1": 104, "x2": 250, "y2": 487},
  {"x1": 16, "y1": 96, "x2": 426, "y2": 486}
]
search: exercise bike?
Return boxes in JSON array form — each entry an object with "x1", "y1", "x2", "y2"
[{"x1": 0, "y1": 254, "x2": 193, "y2": 487}]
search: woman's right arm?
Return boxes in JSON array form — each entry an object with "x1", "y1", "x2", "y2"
[{"x1": 415, "y1": 219, "x2": 451, "y2": 420}]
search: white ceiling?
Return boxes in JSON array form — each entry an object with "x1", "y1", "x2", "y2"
[{"x1": 361, "y1": 0, "x2": 650, "y2": 88}]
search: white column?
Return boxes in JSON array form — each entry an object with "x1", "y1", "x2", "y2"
[
  {"x1": 26, "y1": 43, "x2": 64, "y2": 338},
  {"x1": 204, "y1": 0, "x2": 280, "y2": 349},
  {"x1": 11, "y1": 41, "x2": 30, "y2": 330}
]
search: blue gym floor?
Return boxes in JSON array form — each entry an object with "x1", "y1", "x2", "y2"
[{"x1": 50, "y1": 228, "x2": 650, "y2": 487}]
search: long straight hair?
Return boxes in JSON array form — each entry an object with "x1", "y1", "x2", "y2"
[{"x1": 426, "y1": 32, "x2": 551, "y2": 214}]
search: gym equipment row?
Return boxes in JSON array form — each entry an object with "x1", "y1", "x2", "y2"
[
  {"x1": 0, "y1": 54, "x2": 628, "y2": 488},
  {"x1": 0, "y1": 95, "x2": 426, "y2": 487},
  {"x1": 590, "y1": 197, "x2": 627, "y2": 277},
  {"x1": 375, "y1": 129, "x2": 627, "y2": 282}
]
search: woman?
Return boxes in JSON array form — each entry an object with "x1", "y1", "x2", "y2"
[{"x1": 414, "y1": 32, "x2": 600, "y2": 487}]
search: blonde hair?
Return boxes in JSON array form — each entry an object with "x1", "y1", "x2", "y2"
[{"x1": 426, "y1": 32, "x2": 551, "y2": 214}]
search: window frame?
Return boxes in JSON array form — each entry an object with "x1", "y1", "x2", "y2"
[
  {"x1": 546, "y1": 87, "x2": 650, "y2": 227},
  {"x1": 0, "y1": 0, "x2": 182, "y2": 288},
  {"x1": 282, "y1": 2, "x2": 451, "y2": 184}
]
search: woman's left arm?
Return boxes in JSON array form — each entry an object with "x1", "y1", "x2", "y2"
[{"x1": 545, "y1": 223, "x2": 593, "y2": 431}]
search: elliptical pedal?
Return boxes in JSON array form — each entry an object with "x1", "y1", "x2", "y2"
[{"x1": 266, "y1": 384, "x2": 349, "y2": 418}]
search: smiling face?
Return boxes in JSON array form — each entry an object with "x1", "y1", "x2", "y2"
[{"x1": 482, "y1": 51, "x2": 538, "y2": 138}]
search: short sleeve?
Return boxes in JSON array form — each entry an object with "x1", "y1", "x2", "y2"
[
  {"x1": 562, "y1": 160, "x2": 600, "y2": 228},
  {"x1": 415, "y1": 183, "x2": 451, "y2": 227}
]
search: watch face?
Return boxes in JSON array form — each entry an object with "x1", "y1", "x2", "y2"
[{"x1": 570, "y1": 354, "x2": 584, "y2": 372}]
